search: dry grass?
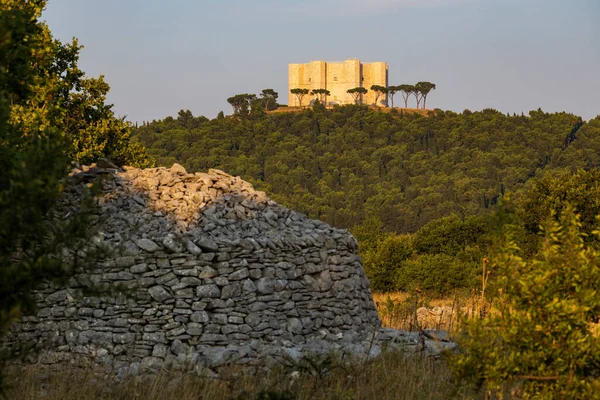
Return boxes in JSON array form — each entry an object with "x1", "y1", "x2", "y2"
[
  {"x1": 372, "y1": 291, "x2": 488, "y2": 332},
  {"x1": 4, "y1": 351, "x2": 468, "y2": 400}
]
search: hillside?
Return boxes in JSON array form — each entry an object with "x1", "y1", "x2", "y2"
[{"x1": 133, "y1": 105, "x2": 600, "y2": 234}]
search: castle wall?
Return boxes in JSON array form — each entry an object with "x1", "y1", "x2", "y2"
[{"x1": 363, "y1": 62, "x2": 389, "y2": 106}]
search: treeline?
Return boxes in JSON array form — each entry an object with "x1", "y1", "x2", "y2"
[
  {"x1": 289, "y1": 81, "x2": 436, "y2": 107},
  {"x1": 227, "y1": 89, "x2": 280, "y2": 115}
]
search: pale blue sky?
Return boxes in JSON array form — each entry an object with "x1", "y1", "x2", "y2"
[{"x1": 43, "y1": 0, "x2": 599, "y2": 122}]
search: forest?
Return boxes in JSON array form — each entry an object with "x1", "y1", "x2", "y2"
[{"x1": 133, "y1": 105, "x2": 600, "y2": 294}]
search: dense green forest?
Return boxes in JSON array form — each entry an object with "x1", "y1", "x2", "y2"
[
  {"x1": 134, "y1": 106, "x2": 599, "y2": 232},
  {"x1": 133, "y1": 106, "x2": 600, "y2": 294}
]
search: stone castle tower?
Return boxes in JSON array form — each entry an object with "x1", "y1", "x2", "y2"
[{"x1": 288, "y1": 59, "x2": 388, "y2": 107}]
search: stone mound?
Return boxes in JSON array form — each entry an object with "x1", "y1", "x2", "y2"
[
  {"x1": 9, "y1": 162, "x2": 401, "y2": 373},
  {"x1": 9, "y1": 162, "x2": 456, "y2": 374}
]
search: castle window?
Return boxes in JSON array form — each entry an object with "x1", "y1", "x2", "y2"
[
  {"x1": 333, "y1": 76, "x2": 337, "y2": 81},
  {"x1": 308, "y1": 78, "x2": 311, "y2": 82}
]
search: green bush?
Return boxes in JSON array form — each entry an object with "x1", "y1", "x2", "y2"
[
  {"x1": 452, "y1": 206, "x2": 600, "y2": 398},
  {"x1": 413, "y1": 214, "x2": 489, "y2": 255},
  {"x1": 362, "y1": 234, "x2": 414, "y2": 292},
  {"x1": 398, "y1": 253, "x2": 479, "y2": 296}
]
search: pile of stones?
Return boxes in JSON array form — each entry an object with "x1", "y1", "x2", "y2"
[{"x1": 7, "y1": 161, "x2": 454, "y2": 375}]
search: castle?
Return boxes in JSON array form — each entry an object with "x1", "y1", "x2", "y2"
[{"x1": 288, "y1": 59, "x2": 388, "y2": 107}]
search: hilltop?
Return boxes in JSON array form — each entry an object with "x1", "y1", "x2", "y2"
[
  {"x1": 268, "y1": 106, "x2": 432, "y2": 117},
  {"x1": 134, "y1": 105, "x2": 599, "y2": 234}
]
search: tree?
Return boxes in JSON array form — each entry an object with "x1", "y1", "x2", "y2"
[
  {"x1": 0, "y1": 2, "x2": 152, "y2": 168},
  {"x1": 387, "y1": 85, "x2": 399, "y2": 108},
  {"x1": 0, "y1": 0, "x2": 110, "y2": 386},
  {"x1": 227, "y1": 93, "x2": 256, "y2": 115},
  {"x1": 515, "y1": 169, "x2": 600, "y2": 255},
  {"x1": 415, "y1": 82, "x2": 436, "y2": 109},
  {"x1": 370, "y1": 85, "x2": 388, "y2": 107},
  {"x1": 260, "y1": 88, "x2": 279, "y2": 112},
  {"x1": 227, "y1": 94, "x2": 245, "y2": 114},
  {"x1": 310, "y1": 88, "x2": 330, "y2": 105},
  {"x1": 411, "y1": 85, "x2": 423, "y2": 108},
  {"x1": 347, "y1": 87, "x2": 368, "y2": 104},
  {"x1": 290, "y1": 88, "x2": 309, "y2": 107},
  {"x1": 452, "y1": 207, "x2": 600, "y2": 398},
  {"x1": 397, "y1": 84, "x2": 414, "y2": 108}
]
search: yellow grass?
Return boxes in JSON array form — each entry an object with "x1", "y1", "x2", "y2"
[
  {"x1": 372, "y1": 291, "x2": 485, "y2": 332},
  {"x1": 372, "y1": 292, "x2": 455, "y2": 309}
]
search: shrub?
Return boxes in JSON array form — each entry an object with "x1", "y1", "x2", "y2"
[
  {"x1": 413, "y1": 214, "x2": 489, "y2": 256},
  {"x1": 451, "y1": 206, "x2": 600, "y2": 398},
  {"x1": 398, "y1": 253, "x2": 479, "y2": 296}
]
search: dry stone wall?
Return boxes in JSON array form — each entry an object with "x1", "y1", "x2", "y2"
[{"x1": 8, "y1": 162, "x2": 394, "y2": 374}]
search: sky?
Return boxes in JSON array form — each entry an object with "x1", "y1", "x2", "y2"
[{"x1": 43, "y1": 0, "x2": 600, "y2": 122}]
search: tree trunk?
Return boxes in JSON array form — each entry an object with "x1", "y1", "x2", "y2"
[{"x1": 423, "y1": 95, "x2": 427, "y2": 109}]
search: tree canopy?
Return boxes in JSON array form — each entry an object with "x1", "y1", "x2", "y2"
[
  {"x1": 347, "y1": 87, "x2": 368, "y2": 104},
  {"x1": 290, "y1": 88, "x2": 309, "y2": 107},
  {"x1": 370, "y1": 85, "x2": 388, "y2": 107}
]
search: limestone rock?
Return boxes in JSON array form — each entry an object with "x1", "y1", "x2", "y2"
[
  {"x1": 134, "y1": 238, "x2": 160, "y2": 253},
  {"x1": 148, "y1": 286, "x2": 172, "y2": 302},
  {"x1": 7, "y1": 162, "x2": 387, "y2": 374}
]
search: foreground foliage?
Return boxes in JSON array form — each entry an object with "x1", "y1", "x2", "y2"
[
  {"x1": 0, "y1": 0, "x2": 152, "y2": 389},
  {"x1": 1, "y1": 0, "x2": 152, "y2": 167},
  {"x1": 452, "y1": 207, "x2": 600, "y2": 398}
]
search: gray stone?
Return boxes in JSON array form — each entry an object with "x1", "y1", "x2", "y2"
[
  {"x1": 152, "y1": 344, "x2": 168, "y2": 358},
  {"x1": 197, "y1": 238, "x2": 219, "y2": 252},
  {"x1": 185, "y1": 239, "x2": 203, "y2": 255},
  {"x1": 287, "y1": 318, "x2": 303, "y2": 335},
  {"x1": 196, "y1": 284, "x2": 220, "y2": 298},
  {"x1": 229, "y1": 268, "x2": 249, "y2": 281},
  {"x1": 162, "y1": 236, "x2": 183, "y2": 253},
  {"x1": 423, "y1": 330, "x2": 451, "y2": 342},
  {"x1": 191, "y1": 311, "x2": 209, "y2": 323},
  {"x1": 221, "y1": 284, "x2": 242, "y2": 300},
  {"x1": 256, "y1": 277, "x2": 275, "y2": 294},
  {"x1": 113, "y1": 333, "x2": 136, "y2": 344},
  {"x1": 199, "y1": 267, "x2": 218, "y2": 279},
  {"x1": 130, "y1": 263, "x2": 149, "y2": 273},
  {"x1": 134, "y1": 238, "x2": 160, "y2": 253},
  {"x1": 181, "y1": 277, "x2": 202, "y2": 286},
  {"x1": 148, "y1": 285, "x2": 172, "y2": 302},
  {"x1": 243, "y1": 279, "x2": 257, "y2": 293}
]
